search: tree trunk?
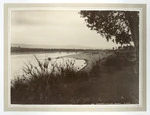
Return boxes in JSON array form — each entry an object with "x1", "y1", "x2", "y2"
[
  {"x1": 125, "y1": 12, "x2": 139, "y2": 61},
  {"x1": 130, "y1": 18, "x2": 139, "y2": 61}
]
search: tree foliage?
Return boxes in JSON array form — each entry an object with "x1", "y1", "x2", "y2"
[{"x1": 80, "y1": 11, "x2": 139, "y2": 47}]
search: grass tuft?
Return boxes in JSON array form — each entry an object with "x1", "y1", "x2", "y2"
[{"x1": 11, "y1": 55, "x2": 90, "y2": 104}]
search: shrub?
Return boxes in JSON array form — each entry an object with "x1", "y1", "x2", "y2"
[{"x1": 11, "y1": 55, "x2": 88, "y2": 104}]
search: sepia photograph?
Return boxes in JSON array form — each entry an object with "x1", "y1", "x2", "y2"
[{"x1": 4, "y1": 4, "x2": 146, "y2": 111}]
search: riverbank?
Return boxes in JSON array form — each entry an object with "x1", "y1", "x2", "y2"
[
  {"x1": 58, "y1": 50, "x2": 139, "y2": 104},
  {"x1": 63, "y1": 50, "x2": 115, "y2": 72}
]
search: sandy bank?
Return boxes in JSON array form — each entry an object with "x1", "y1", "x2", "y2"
[{"x1": 63, "y1": 50, "x2": 115, "y2": 72}]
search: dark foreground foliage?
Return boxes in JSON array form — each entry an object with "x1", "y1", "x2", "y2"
[
  {"x1": 11, "y1": 55, "x2": 90, "y2": 104},
  {"x1": 11, "y1": 50, "x2": 138, "y2": 104}
]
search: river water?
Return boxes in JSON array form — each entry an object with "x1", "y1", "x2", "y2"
[{"x1": 11, "y1": 52, "x2": 87, "y2": 80}]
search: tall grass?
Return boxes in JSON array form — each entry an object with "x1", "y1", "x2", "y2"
[{"x1": 11, "y1": 55, "x2": 89, "y2": 104}]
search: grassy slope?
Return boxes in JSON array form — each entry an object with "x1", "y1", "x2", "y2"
[{"x1": 50, "y1": 54, "x2": 139, "y2": 104}]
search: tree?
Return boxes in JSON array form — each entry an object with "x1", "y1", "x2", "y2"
[{"x1": 79, "y1": 11, "x2": 139, "y2": 59}]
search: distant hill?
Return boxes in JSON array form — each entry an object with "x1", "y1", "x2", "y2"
[{"x1": 11, "y1": 43, "x2": 100, "y2": 49}]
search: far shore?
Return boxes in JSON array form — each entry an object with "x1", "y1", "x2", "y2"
[
  {"x1": 11, "y1": 51, "x2": 81, "y2": 55},
  {"x1": 11, "y1": 47, "x2": 108, "y2": 55}
]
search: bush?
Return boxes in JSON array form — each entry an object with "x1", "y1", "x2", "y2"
[{"x1": 11, "y1": 55, "x2": 89, "y2": 104}]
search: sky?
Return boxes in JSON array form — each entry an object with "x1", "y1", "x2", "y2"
[{"x1": 11, "y1": 10, "x2": 119, "y2": 49}]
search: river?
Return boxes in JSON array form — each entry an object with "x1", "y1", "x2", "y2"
[{"x1": 11, "y1": 52, "x2": 87, "y2": 80}]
